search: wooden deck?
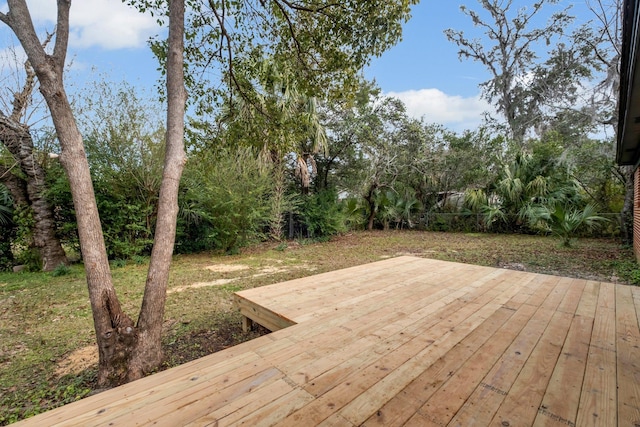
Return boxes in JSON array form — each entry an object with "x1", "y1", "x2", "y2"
[{"x1": 15, "y1": 256, "x2": 640, "y2": 426}]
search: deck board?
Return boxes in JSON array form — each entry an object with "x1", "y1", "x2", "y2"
[{"x1": 14, "y1": 256, "x2": 640, "y2": 426}]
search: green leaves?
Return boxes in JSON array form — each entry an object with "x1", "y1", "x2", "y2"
[
  {"x1": 0, "y1": 184, "x2": 12, "y2": 226},
  {"x1": 178, "y1": 146, "x2": 273, "y2": 253},
  {"x1": 158, "y1": 0, "x2": 418, "y2": 116}
]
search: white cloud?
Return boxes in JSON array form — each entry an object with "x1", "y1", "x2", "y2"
[
  {"x1": 386, "y1": 88, "x2": 492, "y2": 132},
  {"x1": 24, "y1": 0, "x2": 158, "y2": 50}
]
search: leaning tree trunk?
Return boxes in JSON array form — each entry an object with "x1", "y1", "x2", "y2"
[
  {"x1": 36, "y1": 51, "x2": 136, "y2": 388},
  {"x1": 127, "y1": 0, "x2": 186, "y2": 382},
  {"x1": 1, "y1": 0, "x2": 136, "y2": 387},
  {"x1": 0, "y1": 115, "x2": 68, "y2": 271}
]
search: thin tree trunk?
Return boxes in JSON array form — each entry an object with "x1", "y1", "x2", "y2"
[
  {"x1": 270, "y1": 157, "x2": 286, "y2": 240},
  {"x1": 365, "y1": 183, "x2": 378, "y2": 231},
  {"x1": 40, "y1": 60, "x2": 136, "y2": 387},
  {"x1": 128, "y1": 0, "x2": 186, "y2": 381}
]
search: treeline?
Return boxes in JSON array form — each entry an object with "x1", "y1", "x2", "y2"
[{"x1": 0, "y1": 78, "x2": 622, "y2": 271}]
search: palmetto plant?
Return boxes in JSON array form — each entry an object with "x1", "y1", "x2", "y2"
[
  {"x1": 0, "y1": 184, "x2": 12, "y2": 226},
  {"x1": 540, "y1": 203, "x2": 608, "y2": 247}
]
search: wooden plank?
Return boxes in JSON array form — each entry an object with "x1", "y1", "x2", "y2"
[
  {"x1": 344, "y1": 272, "x2": 538, "y2": 426},
  {"x1": 235, "y1": 293, "x2": 296, "y2": 331},
  {"x1": 63, "y1": 357, "x2": 277, "y2": 426},
  {"x1": 555, "y1": 278, "x2": 586, "y2": 314},
  {"x1": 337, "y1": 306, "x2": 514, "y2": 425},
  {"x1": 234, "y1": 256, "x2": 423, "y2": 304},
  {"x1": 489, "y1": 309, "x2": 574, "y2": 426},
  {"x1": 232, "y1": 387, "x2": 315, "y2": 426},
  {"x1": 237, "y1": 264, "x2": 462, "y2": 336},
  {"x1": 18, "y1": 347, "x2": 266, "y2": 426},
  {"x1": 576, "y1": 281, "x2": 618, "y2": 427},
  {"x1": 111, "y1": 367, "x2": 284, "y2": 426},
  {"x1": 530, "y1": 278, "x2": 593, "y2": 426},
  {"x1": 183, "y1": 378, "x2": 297, "y2": 426},
  {"x1": 532, "y1": 314, "x2": 594, "y2": 426},
  {"x1": 297, "y1": 269, "x2": 516, "y2": 397},
  {"x1": 241, "y1": 258, "x2": 481, "y2": 330},
  {"x1": 448, "y1": 275, "x2": 582, "y2": 426},
  {"x1": 614, "y1": 285, "x2": 640, "y2": 426},
  {"x1": 278, "y1": 291, "x2": 511, "y2": 426},
  {"x1": 261, "y1": 270, "x2": 477, "y2": 371}
]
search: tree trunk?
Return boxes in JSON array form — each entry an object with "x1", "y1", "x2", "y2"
[
  {"x1": 2, "y1": 0, "x2": 136, "y2": 387},
  {"x1": 364, "y1": 183, "x2": 378, "y2": 231},
  {"x1": 269, "y1": 157, "x2": 286, "y2": 240},
  {"x1": 40, "y1": 63, "x2": 137, "y2": 387},
  {"x1": 128, "y1": 0, "x2": 186, "y2": 382},
  {"x1": 0, "y1": 115, "x2": 68, "y2": 271}
]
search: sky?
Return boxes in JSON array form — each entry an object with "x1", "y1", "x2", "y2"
[{"x1": 0, "y1": 0, "x2": 600, "y2": 133}]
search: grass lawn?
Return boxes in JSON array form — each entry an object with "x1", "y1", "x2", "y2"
[{"x1": 0, "y1": 230, "x2": 638, "y2": 424}]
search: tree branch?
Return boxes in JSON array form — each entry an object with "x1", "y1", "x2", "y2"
[{"x1": 52, "y1": 0, "x2": 71, "y2": 70}]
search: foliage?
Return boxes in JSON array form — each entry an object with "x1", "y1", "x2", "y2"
[
  {"x1": 178, "y1": 146, "x2": 273, "y2": 254},
  {"x1": 0, "y1": 185, "x2": 14, "y2": 271},
  {"x1": 145, "y1": 0, "x2": 419, "y2": 117},
  {"x1": 297, "y1": 189, "x2": 347, "y2": 238},
  {"x1": 533, "y1": 203, "x2": 609, "y2": 247},
  {"x1": 0, "y1": 371, "x2": 94, "y2": 425},
  {"x1": 75, "y1": 81, "x2": 167, "y2": 260},
  {"x1": 341, "y1": 197, "x2": 368, "y2": 231},
  {"x1": 612, "y1": 259, "x2": 640, "y2": 286},
  {"x1": 0, "y1": 184, "x2": 11, "y2": 226},
  {"x1": 50, "y1": 263, "x2": 71, "y2": 277},
  {"x1": 445, "y1": 0, "x2": 589, "y2": 143}
]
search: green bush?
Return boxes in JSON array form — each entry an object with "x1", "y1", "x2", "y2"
[
  {"x1": 177, "y1": 147, "x2": 273, "y2": 253},
  {"x1": 298, "y1": 189, "x2": 346, "y2": 238}
]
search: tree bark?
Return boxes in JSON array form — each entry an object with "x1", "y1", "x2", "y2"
[
  {"x1": 0, "y1": 0, "x2": 135, "y2": 386},
  {"x1": 365, "y1": 183, "x2": 378, "y2": 231},
  {"x1": 269, "y1": 156, "x2": 286, "y2": 240},
  {"x1": 128, "y1": 0, "x2": 186, "y2": 381},
  {"x1": 0, "y1": 115, "x2": 68, "y2": 271}
]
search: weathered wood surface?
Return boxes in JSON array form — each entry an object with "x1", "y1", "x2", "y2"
[{"x1": 15, "y1": 256, "x2": 640, "y2": 426}]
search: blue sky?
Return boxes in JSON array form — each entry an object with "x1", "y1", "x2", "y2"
[{"x1": 0, "y1": 0, "x2": 599, "y2": 133}]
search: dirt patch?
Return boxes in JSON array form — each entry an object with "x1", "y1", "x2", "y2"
[
  {"x1": 55, "y1": 346, "x2": 98, "y2": 378},
  {"x1": 168, "y1": 278, "x2": 240, "y2": 294},
  {"x1": 250, "y1": 267, "x2": 288, "y2": 277},
  {"x1": 394, "y1": 251, "x2": 427, "y2": 257},
  {"x1": 204, "y1": 264, "x2": 250, "y2": 273}
]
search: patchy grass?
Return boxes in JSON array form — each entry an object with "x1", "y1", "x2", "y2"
[{"x1": 0, "y1": 230, "x2": 637, "y2": 424}]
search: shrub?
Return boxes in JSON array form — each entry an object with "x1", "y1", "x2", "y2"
[
  {"x1": 298, "y1": 189, "x2": 346, "y2": 238},
  {"x1": 177, "y1": 147, "x2": 273, "y2": 253}
]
